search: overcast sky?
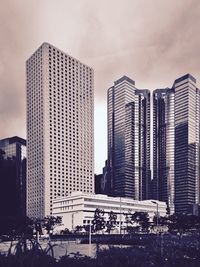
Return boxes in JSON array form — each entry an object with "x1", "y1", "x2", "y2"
[{"x1": 0, "y1": 0, "x2": 200, "y2": 173}]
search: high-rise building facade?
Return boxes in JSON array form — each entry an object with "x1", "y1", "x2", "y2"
[
  {"x1": 174, "y1": 74, "x2": 200, "y2": 213},
  {"x1": 107, "y1": 76, "x2": 151, "y2": 200},
  {"x1": 153, "y1": 74, "x2": 200, "y2": 214},
  {"x1": 26, "y1": 42, "x2": 94, "y2": 218},
  {"x1": 152, "y1": 88, "x2": 175, "y2": 213},
  {"x1": 0, "y1": 136, "x2": 26, "y2": 217}
]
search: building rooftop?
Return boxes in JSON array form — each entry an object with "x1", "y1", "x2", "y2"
[
  {"x1": 26, "y1": 42, "x2": 93, "y2": 70},
  {"x1": 174, "y1": 73, "x2": 196, "y2": 84},
  {"x1": 114, "y1": 75, "x2": 135, "y2": 86},
  {"x1": 0, "y1": 136, "x2": 26, "y2": 146},
  {"x1": 53, "y1": 191, "x2": 166, "y2": 206}
]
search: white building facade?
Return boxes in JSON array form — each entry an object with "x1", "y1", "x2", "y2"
[
  {"x1": 53, "y1": 192, "x2": 167, "y2": 230},
  {"x1": 26, "y1": 43, "x2": 94, "y2": 218}
]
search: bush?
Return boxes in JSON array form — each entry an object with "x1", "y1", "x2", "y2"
[
  {"x1": 0, "y1": 251, "x2": 56, "y2": 267},
  {"x1": 1, "y1": 238, "x2": 200, "y2": 267}
]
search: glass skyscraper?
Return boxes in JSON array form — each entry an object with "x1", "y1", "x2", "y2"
[
  {"x1": 107, "y1": 76, "x2": 151, "y2": 200},
  {"x1": 0, "y1": 136, "x2": 26, "y2": 217},
  {"x1": 174, "y1": 74, "x2": 200, "y2": 213},
  {"x1": 152, "y1": 88, "x2": 175, "y2": 213},
  {"x1": 153, "y1": 74, "x2": 200, "y2": 214}
]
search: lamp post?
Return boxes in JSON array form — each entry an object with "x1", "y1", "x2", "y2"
[
  {"x1": 151, "y1": 201, "x2": 165, "y2": 257},
  {"x1": 151, "y1": 201, "x2": 159, "y2": 229},
  {"x1": 119, "y1": 196, "x2": 122, "y2": 235},
  {"x1": 89, "y1": 221, "x2": 92, "y2": 257},
  {"x1": 115, "y1": 190, "x2": 122, "y2": 235}
]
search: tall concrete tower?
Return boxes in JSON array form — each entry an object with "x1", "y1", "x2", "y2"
[{"x1": 26, "y1": 43, "x2": 94, "y2": 218}]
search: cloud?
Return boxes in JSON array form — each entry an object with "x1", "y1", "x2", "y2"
[
  {"x1": 0, "y1": 0, "x2": 40, "y2": 138},
  {"x1": 0, "y1": 0, "x2": 200, "y2": 171}
]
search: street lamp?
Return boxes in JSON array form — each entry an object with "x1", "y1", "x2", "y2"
[
  {"x1": 115, "y1": 190, "x2": 123, "y2": 235},
  {"x1": 89, "y1": 221, "x2": 92, "y2": 257},
  {"x1": 151, "y1": 201, "x2": 165, "y2": 257},
  {"x1": 119, "y1": 196, "x2": 122, "y2": 235}
]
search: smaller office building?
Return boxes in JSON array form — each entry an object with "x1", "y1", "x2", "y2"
[
  {"x1": 53, "y1": 192, "x2": 167, "y2": 230},
  {"x1": 0, "y1": 136, "x2": 26, "y2": 218}
]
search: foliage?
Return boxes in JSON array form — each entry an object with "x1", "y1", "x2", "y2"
[
  {"x1": 131, "y1": 212, "x2": 150, "y2": 232},
  {"x1": 106, "y1": 211, "x2": 117, "y2": 233},
  {"x1": 153, "y1": 215, "x2": 168, "y2": 226},
  {"x1": 84, "y1": 224, "x2": 92, "y2": 233},
  {"x1": 42, "y1": 216, "x2": 62, "y2": 234},
  {"x1": 150, "y1": 213, "x2": 200, "y2": 234},
  {"x1": 0, "y1": 215, "x2": 63, "y2": 250},
  {"x1": 123, "y1": 210, "x2": 132, "y2": 227},
  {"x1": 92, "y1": 208, "x2": 106, "y2": 233},
  {"x1": 126, "y1": 225, "x2": 140, "y2": 234},
  {"x1": 1, "y1": 243, "x2": 200, "y2": 267},
  {"x1": 60, "y1": 228, "x2": 70, "y2": 235},
  {"x1": 167, "y1": 214, "x2": 200, "y2": 233},
  {"x1": 0, "y1": 216, "x2": 34, "y2": 237},
  {"x1": 0, "y1": 247, "x2": 56, "y2": 267},
  {"x1": 58, "y1": 253, "x2": 94, "y2": 267},
  {"x1": 74, "y1": 225, "x2": 84, "y2": 233}
]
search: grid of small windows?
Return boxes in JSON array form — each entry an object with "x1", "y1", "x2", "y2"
[
  {"x1": 108, "y1": 78, "x2": 151, "y2": 200},
  {"x1": 26, "y1": 46, "x2": 45, "y2": 218},
  {"x1": 27, "y1": 43, "x2": 94, "y2": 218},
  {"x1": 47, "y1": 44, "x2": 94, "y2": 209},
  {"x1": 0, "y1": 143, "x2": 16, "y2": 159}
]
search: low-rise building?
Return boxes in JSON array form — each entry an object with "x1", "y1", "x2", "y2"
[{"x1": 52, "y1": 192, "x2": 167, "y2": 231}]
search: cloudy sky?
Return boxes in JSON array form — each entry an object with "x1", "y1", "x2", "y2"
[{"x1": 0, "y1": 0, "x2": 200, "y2": 173}]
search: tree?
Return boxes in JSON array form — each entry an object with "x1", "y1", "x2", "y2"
[
  {"x1": 42, "y1": 216, "x2": 62, "y2": 235},
  {"x1": 74, "y1": 225, "x2": 84, "y2": 233},
  {"x1": 123, "y1": 210, "x2": 132, "y2": 230},
  {"x1": 167, "y1": 214, "x2": 200, "y2": 234},
  {"x1": 0, "y1": 216, "x2": 33, "y2": 237},
  {"x1": 106, "y1": 211, "x2": 117, "y2": 233},
  {"x1": 92, "y1": 208, "x2": 106, "y2": 233},
  {"x1": 153, "y1": 215, "x2": 168, "y2": 226},
  {"x1": 166, "y1": 206, "x2": 170, "y2": 215},
  {"x1": 131, "y1": 212, "x2": 150, "y2": 232},
  {"x1": 60, "y1": 228, "x2": 70, "y2": 235}
]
